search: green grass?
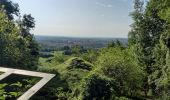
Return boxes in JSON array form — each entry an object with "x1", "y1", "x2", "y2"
[
  {"x1": 39, "y1": 51, "x2": 66, "y2": 68},
  {"x1": 53, "y1": 51, "x2": 63, "y2": 56},
  {"x1": 38, "y1": 54, "x2": 94, "y2": 88}
]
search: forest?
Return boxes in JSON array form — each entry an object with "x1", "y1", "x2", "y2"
[{"x1": 1, "y1": 0, "x2": 170, "y2": 100}]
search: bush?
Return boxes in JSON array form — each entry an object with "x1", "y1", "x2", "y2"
[
  {"x1": 66, "y1": 57, "x2": 93, "y2": 71},
  {"x1": 115, "y1": 96, "x2": 131, "y2": 100},
  {"x1": 82, "y1": 49, "x2": 99, "y2": 64},
  {"x1": 73, "y1": 73, "x2": 115, "y2": 100},
  {"x1": 51, "y1": 54, "x2": 69, "y2": 65},
  {"x1": 96, "y1": 47, "x2": 144, "y2": 96}
]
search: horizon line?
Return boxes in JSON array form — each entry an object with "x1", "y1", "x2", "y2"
[{"x1": 34, "y1": 34, "x2": 128, "y2": 39}]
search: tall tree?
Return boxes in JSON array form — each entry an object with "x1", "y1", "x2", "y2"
[
  {"x1": 129, "y1": 0, "x2": 167, "y2": 96},
  {"x1": 0, "y1": 0, "x2": 39, "y2": 70},
  {"x1": 128, "y1": 0, "x2": 151, "y2": 96},
  {"x1": 151, "y1": 0, "x2": 170, "y2": 97},
  {"x1": 128, "y1": 0, "x2": 144, "y2": 45},
  {"x1": 0, "y1": 0, "x2": 19, "y2": 20}
]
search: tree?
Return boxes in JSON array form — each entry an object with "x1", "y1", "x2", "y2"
[
  {"x1": 0, "y1": 12, "x2": 21, "y2": 67},
  {"x1": 0, "y1": 0, "x2": 39, "y2": 70},
  {"x1": 107, "y1": 40, "x2": 124, "y2": 49},
  {"x1": 20, "y1": 14, "x2": 35, "y2": 37},
  {"x1": 71, "y1": 45, "x2": 86, "y2": 56},
  {"x1": 150, "y1": 0, "x2": 170, "y2": 98},
  {"x1": 82, "y1": 49, "x2": 99, "y2": 64},
  {"x1": 128, "y1": 0, "x2": 144, "y2": 45},
  {"x1": 128, "y1": 0, "x2": 152, "y2": 96},
  {"x1": 96, "y1": 47, "x2": 144, "y2": 97},
  {"x1": 128, "y1": 0, "x2": 168, "y2": 96},
  {"x1": 0, "y1": 0, "x2": 19, "y2": 20},
  {"x1": 73, "y1": 73, "x2": 115, "y2": 100},
  {"x1": 107, "y1": 41, "x2": 116, "y2": 48}
]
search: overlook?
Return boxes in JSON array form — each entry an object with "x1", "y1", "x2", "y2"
[{"x1": 1, "y1": 0, "x2": 170, "y2": 100}]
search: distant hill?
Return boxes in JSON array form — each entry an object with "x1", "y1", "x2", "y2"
[{"x1": 35, "y1": 35, "x2": 128, "y2": 49}]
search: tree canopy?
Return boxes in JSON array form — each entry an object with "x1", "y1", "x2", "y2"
[{"x1": 0, "y1": 0, "x2": 39, "y2": 70}]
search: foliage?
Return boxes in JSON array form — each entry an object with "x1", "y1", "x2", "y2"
[
  {"x1": 96, "y1": 47, "x2": 144, "y2": 97},
  {"x1": 0, "y1": 76, "x2": 40, "y2": 99},
  {"x1": 82, "y1": 49, "x2": 99, "y2": 64},
  {"x1": 0, "y1": 0, "x2": 39, "y2": 70},
  {"x1": 0, "y1": 0, "x2": 39, "y2": 99},
  {"x1": 3, "y1": 0, "x2": 170, "y2": 99},
  {"x1": 56, "y1": 57, "x2": 93, "y2": 88},
  {"x1": 73, "y1": 73, "x2": 115, "y2": 100},
  {"x1": 0, "y1": 0, "x2": 19, "y2": 20},
  {"x1": 34, "y1": 57, "x2": 93, "y2": 99},
  {"x1": 0, "y1": 83, "x2": 22, "y2": 100},
  {"x1": 63, "y1": 45, "x2": 87, "y2": 56},
  {"x1": 51, "y1": 53, "x2": 69, "y2": 65},
  {"x1": 115, "y1": 96, "x2": 132, "y2": 100},
  {"x1": 128, "y1": 0, "x2": 167, "y2": 97},
  {"x1": 0, "y1": 12, "x2": 21, "y2": 67},
  {"x1": 66, "y1": 57, "x2": 93, "y2": 71},
  {"x1": 107, "y1": 40, "x2": 125, "y2": 49}
]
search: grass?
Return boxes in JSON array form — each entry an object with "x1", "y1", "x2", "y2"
[
  {"x1": 38, "y1": 52, "x2": 94, "y2": 90},
  {"x1": 36, "y1": 51, "x2": 96, "y2": 99},
  {"x1": 39, "y1": 51, "x2": 66, "y2": 68}
]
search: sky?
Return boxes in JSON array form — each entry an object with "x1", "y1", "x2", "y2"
[{"x1": 12, "y1": 0, "x2": 134, "y2": 38}]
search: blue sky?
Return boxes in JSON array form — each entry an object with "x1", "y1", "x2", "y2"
[{"x1": 12, "y1": 0, "x2": 134, "y2": 38}]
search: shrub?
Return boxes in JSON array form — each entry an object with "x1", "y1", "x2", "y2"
[
  {"x1": 96, "y1": 47, "x2": 144, "y2": 96},
  {"x1": 66, "y1": 57, "x2": 93, "y2": 71},
  {"x1": 73, "y1": 73, "x2": 115, "y2": 100}
]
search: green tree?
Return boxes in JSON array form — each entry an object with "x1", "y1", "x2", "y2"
[
  {"x1": 73, "y1": 73, "x2": 115, "y2": 100},
  {"x1": 71, "y1": 45, "x2": 86, "y2": 56},
  {"x1": 0, "y1": 0, "x2": 39, "y2": 70},
  {"x1": 0, "y1": 12, "x2": 21, "y2": 67},
  {"x1": 128, "y1": 0, "x2": 167, "y2": 96},
  {"x1": 128, "y1": 0, "x2": 144, "y2": 45},
  {"x1": 150, "y1": 0, "x2": 170, "y2": 98},
  {"x1": 107, "y1": 40, "x2": 124, "y2": 49},
  {"x1": 82, "y1": 49, "x2": 99, "y2": 64},
  {"x1": 0, "y1": 0, "x2": 19, "y2": 20},
  {"x1": 96, "y1": 47, "x2": 144, "y2": 97}
]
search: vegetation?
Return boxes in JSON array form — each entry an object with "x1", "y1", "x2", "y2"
[
  {"x1": 0, "y1": 75, "x2": 40, "y2": 99},
  {"x1": 1, "y1": 0, "x2": 170, "y2": 100},
  {"x1": 0, "y1": 0, "x2": 39, "y2": 70}
]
